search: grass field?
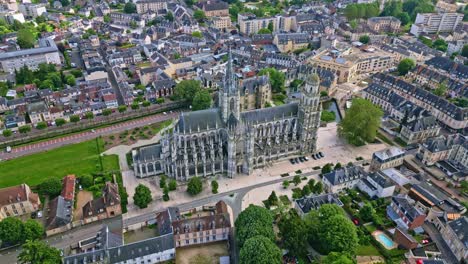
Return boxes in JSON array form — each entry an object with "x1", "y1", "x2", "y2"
[
  {"x1": 0, "y1": 138, "x2": 119, "y2": 188},
  {"x1": 357, "y1": 244, "x2": 381, "y2": 256}
]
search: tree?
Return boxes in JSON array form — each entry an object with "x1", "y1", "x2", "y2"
[
  {"x1": 22, "y1": 220, "x2": 44, "y2": 242},
  {"x1": 18, "y1": 240, "x2": 61, "y2": 264},
  {"x1": 282, "y1": 180, "x2": 290, "y2": 189},
  {"x1": 257, "y1": 28, "x2": 272, "y2": 34},
  {"x1": 165, "y1": 11, "x2": 174, "y2": 22},
  {"x1": 142, "y1": 100, "x2": 151, "y2": 107},
  {"x1": 17, "y1": 29, "x2": 36, "y2": 49},
  {"x1": 187, "y1": 177, "x2": 203, "y2": 195},
  {"x1": 433, "y1": 39, "x2": 448, "y2": 52},
  {"x1": 168, "y1": 179, "x2": 177, "y2": 191},
  {"x1": 163, "y1": 186, "x2": 169, "y2": 201},
  {"x1": 322, "y1": 252, "x2": 354, "y2": 264},
  {"x1": 312, "y1": 181, "x2": 323, "y2": 194},
  {"x1": 397, "y1": 58, "x2": 416, "y2": 75},
  {"x1": 359, "y1": 35, "x2": 370, "y2": 44},
  {"x1": 267, "y1": 21, "x2": 274, "y2": 32},
  {"x1": 211, "y1": 180, "x2": 219, "y2": 194},
  {"x1": 320, "y1": 215, "x2": 359, "y2": 254},
  {"x1": 36, "y1": 122, "x2": 47, "y2": 130},
  {"x1": 159, "y1": 175, "x2": 167, "y2": 188},
  {"x1": 2, "y1": 129, "x2": 12, "y2": 137},
  {"x1": 102, "y1": 109, "x2": 112, "y2": 116},
  {"x1": 19, "y1": 125, "x2": 31, "y2": 134},
  {"x1": 359, "y1": 203, "x2": 375, "y2": 222},
  {"x1": 235, "y1": 205, "x2": 275, "y2": 247},
  {"x1": 192, "y1": 90, "x2": 212, "y2": 111},
  {"x1": 133, "y1": 184, "x2": 152, "y2": 209},
  {"x1": 267, "y1": 191, "x2": 278, "y2": 206},
  {"x1": 302, "y1": 185, "x2": 311, "y2": 196},
  {"x1": 321, "y1": 163, "x2": 333, "y2": 174},
  {"x1": 433, "y1": 83, "x2": 447, "y2": 96},
  {"x1": 381, "y1": 0, "x2": 402, "y2": 17},
  {"x1": 293, "y1": 175, "x2": 301, "y2": 186},
  {"x1": 55, "y1": 118, "x2": 66, "y2": 126},
  {"x1": 462, "y1": 45, "x2": 468, "y2": 58},
  {"x1": 338, "y1": 98, "x2": 383, "y2": 146},
  {"x1": 239, "y1": 236, "x2": 282, "y2": 264},
  {"x1": 278, "y1": 209, "x2": 308, "y2": 257},
  {"x1": 334, "y1": 163, "x2": 342, "y2": 170},
  {"x1": 65, "y1": 75, "x2": 76, "y2": 86},
  {"x1": 194, "y1": 10, "x2": 206, "y2": 22},
  {"x1": 192, "y1": 31, "x2": 203, "y2": 38},
  {"x1": 79, "y1": 175, "x2": 94, "y2": 188},
  {"x1": 131, "y1": 103, "x2": 139, "y2": 110},
  {"x1": 118, "y1": 105, "x2": 127, "y2": 113},
  {"x1": 60, "y1": 0, "x2": 70, "y2": 6},
  {"x1": 258, "y1": 68, "x2": 285, "y2": 93},
  {"x1": 124, "y1": 2, "x2": 136, "y2": 13},
  {"x1": 174, "y1": 80, "x2": 202, "y2": 104},
  {"x1": 397, "y1": 12, "x2": 411, "y2": 25},
  {"x1": 0, "y1": 217, "x2": 23, "y2": 245},
  {"x1": 321, "y1": 111, "x2": 336, "y2": 122},
  {"x1": 70, "y1": 115, "x2": 80, "y2": 123},
  {"x1": 38, "y1": 178, "x2": 62, "y2": 198},
  {"x1": 84, "y1": 111, "x2": 94, "y2": 119}
]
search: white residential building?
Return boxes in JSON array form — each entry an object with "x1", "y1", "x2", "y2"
[
  {"x1": 410, "y1": 13, "x2": 464, "y2": 37},
  {"x1": 19, "y1": 3, "x2": 46, "y2": 18}
]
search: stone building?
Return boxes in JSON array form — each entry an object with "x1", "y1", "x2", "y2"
[
  {"x1": 370, "y1": 147, "x2": 405, "y2": 172},
  {"x1": 239, "y1": 75, "x2": 271, "y2": 111},
  {"x1": 132, "y1": 53, "x2": 321, "y2": 180},
  {"x1": 0, "y1": 184, "x2": 41, "y2": 220},
  {"x1": 367, "y1": 16, "x2": 401, "y2": 33}
]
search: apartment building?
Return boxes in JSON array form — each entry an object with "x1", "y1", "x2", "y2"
[
  {"x1": 18, "y1": 3, "x2": 46, "y2": 18},
  {"x1": 0, "y1": 184, "x2": 41, "y2": 220},
  {"x1": 410, "y1": 13, "x2": 464, "y2": 37},
  {"x1": 136, "y1": 0, "x2": 167, "y2": 14},
  {"x1": 0, "y1": 38, "x2": 61, "y2": 73},
  {"x1": 371, "y1": 73, "x2": 467, "y2": 131},
  {"x1": 400, "y1": 116, "x2": 441, "y2": 144},
  {"x1": 0, "y1": 10, "x2": 25, "y2": 24},
  {"x1": 208, "y1": 16, "x2": 231, "y2": 30},
  {"x1": 367, "y1": 16, "x2": 401, "y2": 33},
  {"x1": 172, "y1": 201, "x2": 231, "y2": 248},
  {"x1": 238, "y1": 14, "x2": 297, "y2": 35},
  {"x1": 418, "y1": 133, "x2": 467, "y2": 168},
  {"x1": 439, "y1": 217, "x2": 468, "y2": 262},
  {"x1": 273, "y1": 33, "x2": 309, "y2": 53},
  {"x1": 370, "y1": 147, "x2": 405, "y2": 172}
]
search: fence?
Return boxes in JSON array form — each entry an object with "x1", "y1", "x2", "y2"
[{"x1": 0, "y1": 101, "x2": 185, "y2": 148}]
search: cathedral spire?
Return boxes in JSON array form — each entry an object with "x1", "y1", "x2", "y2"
[{"x1": 224, "y1": 48, "x2": 237, "y2": 94}]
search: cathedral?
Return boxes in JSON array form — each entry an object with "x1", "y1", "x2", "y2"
[{"x1": 132, "y1": 54, "x2": 322, "y2": 181}]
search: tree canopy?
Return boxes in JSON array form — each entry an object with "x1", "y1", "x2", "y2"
[
  {"x1": 344, "y1": 2, "x2": 379, "y2": 20},
  {"x1": 258, "y1": 68, "x2": 285, "y2": 93},
  {"x1": 338, "y1": 98, "x2": 383, "y2": 146},
  {"x1": 239, "y1": 236, "x2": 282, "y2": 264},
  {"x1": 17, "y1": 28, "x2": 36, "y2": 49},
  {"x1": 397, "y1": 58, "x2": 416, "y2": 76},
  {"x1": 174, "y1": 80, "x2": 202, "y2": 105},
  {"x1": 359, "y1": 35, "x2": 370, "y2": 44},
  {"x1": 192, "y1": 90, "x2": 212, "y2": 111},
  {"x1": 123, "y1": 2, "x2": 137, "y2": 13},
  {"x1": 235, "y1": 205, "x2": 274, "y2": 247},
  {"x1": 37, "y1": 178, "x2": 62, "y2": 198},
  {"x1": 278, "y1": 209, "x2": 308, "y2": 257},
  {"x1": 18, "y1": 240, "x2": 61, "y2": 264},
  {"x1": 187, "y1": 177, "x2": 203, "y2": 195},
  {"x1": 133, "y1": 184, "x2": 152, "y2": 209},
  {"x1": 0, "y1": 217, "x2": 24, "y2": 245}
]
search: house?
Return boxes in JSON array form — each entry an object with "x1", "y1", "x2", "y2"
[
  {"x1": 370, "y1": 147, "x2": 405, "y2": 172},
  {"x1": 322, "y1": 165, "x2": 367, "y2": 193},
  {"x1": 393, "y1": 227, "x2": 418, "y2": 250},
  {"x1": 417, "y1": 134, "x2": 467, "y2": 168},
  {"x1": 437, "y1": 216, "x2": 467, "y2": 262},
  {"x1": 172, "y1": 201, "x2": 231, "y2": 248},
  {"x1": 295, "y1": 193, "x2": 343, "y2": 216},
  {"x1": 399, "y1": 116, "x2": 440, "y2": 145},
  {"x1": 46, "y1": 175, "x2": 76, "y2": 236},
  {"x1": 0, "y1": 184, "x2": 41, "y2": 220},
  {"x1": 82, "y1": 182, "x2": 121, "y2": 224},
  {"x1": 357, "y1": 171, "x2": 396, "y2": 198},
  {"x1": 387, "y1": 195, "x2": 426, "y2": 230}
]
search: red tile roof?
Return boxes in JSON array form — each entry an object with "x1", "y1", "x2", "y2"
[{"x1": 61, "y1": 175, "x2": 76, "y2": 201}]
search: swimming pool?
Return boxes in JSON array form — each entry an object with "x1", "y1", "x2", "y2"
[{"x1": 376, "y1": 233, "x2": 395, "y2": 249}]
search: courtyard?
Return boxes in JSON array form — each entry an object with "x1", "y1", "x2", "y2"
[{"x1": 175, "y1": 241, "x2": 229, "y2": 264}]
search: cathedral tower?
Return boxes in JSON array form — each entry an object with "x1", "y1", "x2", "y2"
[
  {"x1": 298, "y1": 73, "x2": 321, "y2": 153},
  {"x1": 219, "y1": 50, "x2": 240, "y2": 123}
]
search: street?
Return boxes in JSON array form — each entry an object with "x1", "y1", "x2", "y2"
[{"x1": 0, "y1": 111, "x2": 179, "y2": 160}]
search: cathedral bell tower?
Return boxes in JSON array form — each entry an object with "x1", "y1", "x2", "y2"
[
  {"x1": 219, "y1": 50, "x2": 240, "y2": 124},
  {"x1": 298, "y1": 73, "x2": 321, "y2": 154}
]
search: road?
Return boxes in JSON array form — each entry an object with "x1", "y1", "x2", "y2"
[
  {"x1": 0, "y1": 217, "x2": 122, "y2": 264},
  {"x1": 0, "y1": 111, "x2": 179, "y2": 160}
]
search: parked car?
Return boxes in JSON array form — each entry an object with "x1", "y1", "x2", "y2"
[
  {"x1": 290, "y1": 159, "x2": 295, "y2": 164},
  {"x1": 318, "y1": 152, "x2": 324, "y2": 158},
  {"x1": 304, "y1": 156, "x2": 309, "y2": 161},
  {"x1": 37, "y1": 211, "x2": 43, "y2": 218}
]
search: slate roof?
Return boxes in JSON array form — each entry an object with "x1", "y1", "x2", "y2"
[
  {"x1": 295, "y1": 193, "x2": 343, "y2": 214},
  {"x1": 369, "y1": 171, "x2": 394, "y2": 188},
  {"x1": 46, "y1": 196, "x2": 73, "y2": 230},
  {"x1": 404, "y1": 115, "x2": 439, "y2": 132},
  {"x1": 176, "y1": 108, "x2": 224, "y2": 133},
  {"x1": 323, "y1": 165, "x2": 367, "y2": 186},
  {"x1": 448, "y1": 216, "x2": 467, "y2": 248},
  {"x1": 239, "y1": 75, "x2": 269, "y2": 95},
  {"x1": 108, "y1": 233, "x2": 174, "y2": 263},
  {"x1": 135, "y1": 144, "x2": 162, "y2": 162},
  {"x1": 422, "y1": 134, "x2": 466, "y2": 153},
  {"x1": 391, "y1": 195, "x2": 425, "y2": 221},
  {"x1": 0, "y1": 38, "x2": 58, "y2": 60},
  {"x1": 241, "y1": 102, "x2": 299, "y2": 123},
  {"x1": 426, "y1": 56, "x2": 468, "y2": 80}
]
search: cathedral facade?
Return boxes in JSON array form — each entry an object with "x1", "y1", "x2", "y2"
[{"x1": 132, "y1": 55, "x2": 322, "y2": 181}]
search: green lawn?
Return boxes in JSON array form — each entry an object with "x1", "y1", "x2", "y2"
[
  {"x1": 0, "y1": 138, "x2": 119, "y2": 188},
  {"x1": 365, "y1": 224, "x2": 377, "y2": 233},
  {"x1": 357, "y1": 244, "x2": 381, "y2": 256}
]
